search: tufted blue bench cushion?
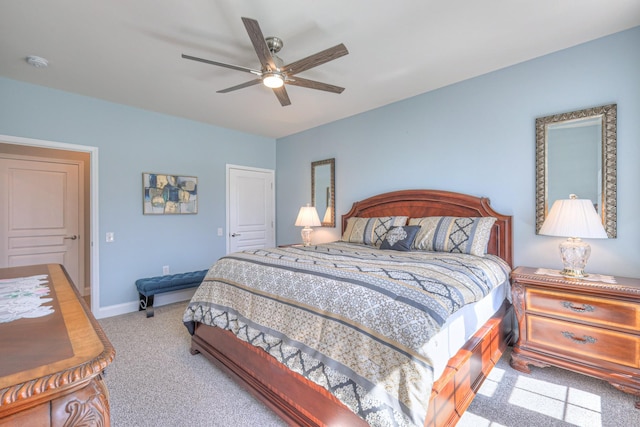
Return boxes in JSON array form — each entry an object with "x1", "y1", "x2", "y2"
[{"x1": 135, "y1": 269, "x2": 207, "y2": 317}]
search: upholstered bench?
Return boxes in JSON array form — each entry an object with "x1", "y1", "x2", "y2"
[{"x1": 135, "y1": 269, "x2": 208, "y2": 317}]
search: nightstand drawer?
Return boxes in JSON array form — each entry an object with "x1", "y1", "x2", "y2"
[
  {"x1": 526, "y1": 315, "x2": 640, "y2": 369},
  {"x1": 526, "y1": 288, "x2": 640, "y2": 331}
]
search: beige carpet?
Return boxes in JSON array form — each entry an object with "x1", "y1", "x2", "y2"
[
  {"x1": 99, "y1": 302, "x2": 639, "y2": 427},
  {"x1": 99, "y1": 302, "x2": 286, "y2": 427}
]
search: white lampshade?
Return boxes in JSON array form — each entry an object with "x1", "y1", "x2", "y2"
[
  {"x1": 540, "y1": 195, "x2": 608, "y2": 239},
  {"x1": 539, "y1": 194, "x2": 607, "y2": 277},
  {"x1": 323, "y1": 207, "x2": 332, "y2": 224},
  {"x1": 295, "y1": 205, "x2": 321, "y2": 227}
]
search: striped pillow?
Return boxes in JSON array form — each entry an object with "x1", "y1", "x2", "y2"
[
  {"x1": 409, "y1": 216, "x2": 496, "y2": 256},
  {"x1": 342, "y1": 216, "x2": 408, "y2": 246}
]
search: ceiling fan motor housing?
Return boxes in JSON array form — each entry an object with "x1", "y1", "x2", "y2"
[{"x1": 266, "y1": 36, "x2": 283, "y2": 54}]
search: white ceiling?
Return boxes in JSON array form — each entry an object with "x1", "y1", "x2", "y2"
[{"x1": 1, "y1": 1, "x2": 639, "y2": 139}]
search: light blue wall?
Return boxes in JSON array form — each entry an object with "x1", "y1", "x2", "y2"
[
  {"x1": 0, "y1": 78, "x2": 275, "y2": 308},
  {"x1": 276, "y1": 26, "x2": 640, "y2": 278}
]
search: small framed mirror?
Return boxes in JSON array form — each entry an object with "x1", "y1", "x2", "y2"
[
  {"x1": 311, "y1": 158, "x2": 335, "y2": 227},
  {"x1": 535, "y1": 104, "x2": 617, "y2": 238}
]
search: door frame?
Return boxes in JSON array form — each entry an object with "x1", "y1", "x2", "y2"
[
  {"x1": 0, "y1": 134, "x2": 100, "y2": 314},
  {"x1": 226, "y1": 164, "x2": 275, "y2": 254}
]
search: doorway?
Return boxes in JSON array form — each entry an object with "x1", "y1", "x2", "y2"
[
  {"x1": 0, "y1": 155, "x2": 85, "y2": 294},
  {"x1": 226, "y1": 165, "x2": 275, "y2": 254},
  {"x1": 0, "y1": 135, "x2": 99, "y2": 314}
]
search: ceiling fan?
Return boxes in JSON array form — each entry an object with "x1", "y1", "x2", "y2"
[{"x1": 182, "y1": 17, "x2": 348, "y2": 106}]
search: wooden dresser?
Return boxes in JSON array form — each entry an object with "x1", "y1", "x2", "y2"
[
  {"x1": 510, "y1": 266, "x2": 640, "y2": 408},
  {"x1": 0, "y1": 264, "x2": 115, "y2": 426}
]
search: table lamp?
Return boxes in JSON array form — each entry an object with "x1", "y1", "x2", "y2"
[
  {"x1": 539, "y1": 194, "x2": 608, "y2": 277},
  {"x1": 295, "y1": 204, "x2": 321, "y2": 246}
]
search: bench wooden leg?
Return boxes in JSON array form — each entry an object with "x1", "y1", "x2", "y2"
[{"x1": 138, "y1": 293, "x2": 155, "y2": 318}]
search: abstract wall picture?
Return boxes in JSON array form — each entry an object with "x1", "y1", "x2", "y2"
[{"x1": 143, "y1": 173, "x2": 198, "y2": 214}]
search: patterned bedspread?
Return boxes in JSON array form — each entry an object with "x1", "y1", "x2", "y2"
[{"x1": 183, "y1": 242, "x2": 510, "y2": 427}]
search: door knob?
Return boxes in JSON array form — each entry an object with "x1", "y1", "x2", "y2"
[
  {"x1": 64, "y1": 235, "x2": 78, "y2": 240},
  {"x1": 231, "y1": 233, "x2": 241, "y2": 237}
]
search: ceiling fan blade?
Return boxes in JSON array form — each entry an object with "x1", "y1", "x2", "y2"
[
  {"x1": 181, "y1": 54, "x2": 258, "y2": 74},
  {"x1": 286, "y1": 77, "x2": 344, "y2": 94},
  {"x1": 284, "y1": 43, "x2": 348, "y2": 75},
  {"x1": 217, "y1": 79, "x2": 262, "y2": 93},
  {"x1": 272, "y1": 86, "x2": 291, "y2": 106},
  {"x1": 241, "y1": 17, "x2": 277, "y2": 72}
]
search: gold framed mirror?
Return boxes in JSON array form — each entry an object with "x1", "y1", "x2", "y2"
[
  {"x1": 535, "y1": 104, "x2": 617, "y2": 238},
  {"x1": 311, "y1": 158, "x2": 335, "y2": 227}
]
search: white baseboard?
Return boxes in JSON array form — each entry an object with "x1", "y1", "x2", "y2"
[
  {"x1": 95, "y1": 301, "x2": 138, "y2": 319},
  {"x1": 94, "y1": 288, "x2": 197, "y2": 319}
]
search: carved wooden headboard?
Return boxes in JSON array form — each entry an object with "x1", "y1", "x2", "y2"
[{"x1": 341, "y1": 189, "x2": 513, "y2": 267}]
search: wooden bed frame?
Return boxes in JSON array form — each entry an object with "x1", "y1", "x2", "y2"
[{"x1": 190, "y1": 189, "x2": 515, "y2": 426}]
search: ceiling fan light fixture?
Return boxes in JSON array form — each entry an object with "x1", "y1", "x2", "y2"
[{"x1": 262, "y1": 72, "x2": 284, "y2": 88}]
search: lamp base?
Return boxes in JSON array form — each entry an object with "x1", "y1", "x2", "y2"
[
  {"x1": 560, "y1": 268, "x2": 589, "y2": 278},
  {"x1": 558, "y1": 237, "x2": 591, "y2": 278},
  {"x1": 300, "y1": 227, "x2": 313, "y2": 247}
]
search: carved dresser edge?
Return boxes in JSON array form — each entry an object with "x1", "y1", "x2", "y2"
[{"x1": 0, "y1": 319, "x2": 115, "y2": 408}]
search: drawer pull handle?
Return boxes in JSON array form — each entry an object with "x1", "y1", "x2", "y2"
[
  {"x1": 561, "y1": 301, "x2": 594, "y2": 313},
  {"x1": 562, "y1": 331, "x2": 597, "y2": 344}
]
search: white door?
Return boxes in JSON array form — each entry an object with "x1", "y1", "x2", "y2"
[
  {"x1": 227, "y1": 165, "x2": 275, "y2": 253},
  {"x1": 0, "y1": 156, "x2": 84, "y2": 293}
]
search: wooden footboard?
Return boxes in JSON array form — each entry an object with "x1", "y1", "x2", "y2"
[
  {"x1": 426, "y1": 302, "x2": 514, "y2": 426},
  {"x1": 191, "y1": 301, "x2": 514, "y2": 427}
]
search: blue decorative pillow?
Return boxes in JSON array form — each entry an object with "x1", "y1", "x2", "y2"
[{"x1": 380, "y1": 226, "x2": 421, "y2": 251}]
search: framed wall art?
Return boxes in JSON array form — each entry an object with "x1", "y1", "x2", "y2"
[{"x1": 142, "y1": 173, "x2": 198, "y2": 214}]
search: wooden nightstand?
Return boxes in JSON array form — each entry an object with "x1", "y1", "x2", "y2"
[{"x1": 510, "y1": 266, "x2": 640, "y2": 408}]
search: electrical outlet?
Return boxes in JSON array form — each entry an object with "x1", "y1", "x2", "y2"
[
  {"x1": 106, "y1": 232, "x2": 114, "y2": 243},
  {"x1": 162, "y1": 265, "x2": 170, "y2": 275}
]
